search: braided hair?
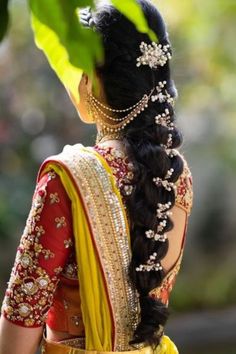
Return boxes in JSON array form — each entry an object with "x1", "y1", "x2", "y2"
[{"x1": 81, "y1": 0, "x2": 184, "y2": 347}]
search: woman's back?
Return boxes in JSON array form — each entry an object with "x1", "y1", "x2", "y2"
[
  {"x1": 0, "y1": 1, "x2": 194, "y2": 353},
  {"x1": 1, "y1": 142, "x2": 192, "y2": 346}
]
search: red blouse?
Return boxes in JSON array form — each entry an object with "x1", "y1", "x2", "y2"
[{"x1": 1, "y1": 145, "x2": 193, "y2": 332}]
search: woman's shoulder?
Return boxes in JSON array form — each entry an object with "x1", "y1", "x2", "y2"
[
  {"x1": 174, "y1": 149, "x2": 193, "y2": 216},
  {"x1": 38, "y1": 144, "x2": 91, "y2": 175}
]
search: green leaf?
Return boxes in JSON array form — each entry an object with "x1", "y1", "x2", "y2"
[
  {"x1": 77, "y1": 0, "x2": 94, "y2": 7},
  {"x1": 29, "y1": 0, "x2": 103, "y2": 101},
  {"x1": 111, "y1": 0, "x2": 157, "y2": 42},
  {"x1": 0, "y1": 0, "x2": 10, "y2": 42}
]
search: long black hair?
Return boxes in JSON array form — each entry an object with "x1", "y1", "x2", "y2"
[{"x1": 81, "y1": 0, "x2": 184, "y2": 347}]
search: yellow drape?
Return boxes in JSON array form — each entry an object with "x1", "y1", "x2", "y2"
[{"x1": 41, "y1": 162, "x2": 112, "y2": 351}]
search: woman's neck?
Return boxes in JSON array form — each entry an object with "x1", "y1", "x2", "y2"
[{"x1": 96, "y1": 125, "x2": 124, "y2": 146}]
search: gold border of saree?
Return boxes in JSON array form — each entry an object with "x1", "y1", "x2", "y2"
[
  {"x1": 41, "y1": 335, "x2": 179, "y2": 354},
  {"x1": 39, "y1": 144, "x2": 139, "y2": 351},
  {"x1": 39, "y1": 144, "x2": 179, "y2": 354}
]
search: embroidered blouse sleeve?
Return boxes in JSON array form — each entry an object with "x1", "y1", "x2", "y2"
[
  {"x1": 175, "y1": 155, "x2": 193, "y2": 216},
  {"x1": 1, "y1": 171, "x2": 73, "y2": 327},
  {"x1": 149, "y1": 155, "x2": 193, "y2": 305}
]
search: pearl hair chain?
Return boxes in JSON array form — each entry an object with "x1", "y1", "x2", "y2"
[
  {"x1": 153, "y1": 177, "x2": 177, "y2": 192},
  {"x1": 157, "y1": 220, "x2": 167, "y2": 233},
  {"x1": 156, "y1": 202, "x2": 173, "y2": 219},
  {"x1": 166, "y1": 149, "x2": 178, "y2": 158},
  {"x1": 145, "y1": 230, "x2": 167, "y2": 242},
  {"x1": 136, "y1": 252, "x2": 163, "y2": 272},
  {"x1": 88, "y1": 39, "x2": 177, "y2": 275},
  {"x1": 155, "y1": 108, "x2": 175, "y2": 130},
  {"x1": 88, "y1": 80, "x2": 175, "y2": 136},
  {"x1": 88, "y1": 89, "x2": 155, "y2": 133},
  {"x1": 151, "y1": 81, "x2": 175, "y2": 106},
  {"x1": 165, "y1": 168, "x2": 174, "y2": 179}
]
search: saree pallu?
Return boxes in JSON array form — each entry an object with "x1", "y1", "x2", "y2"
[{"x1": 39, "y1": 144, "x2": 179, "y2": 354}]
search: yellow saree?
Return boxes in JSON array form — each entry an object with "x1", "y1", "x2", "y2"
[{"x1": 38, "y1": 144, "x2": 178, "y2": 354}]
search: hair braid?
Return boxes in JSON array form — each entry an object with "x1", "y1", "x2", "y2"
[
  {"x1": 124, "y1": 100, "x2": 183, "y2": 345},
  {"x1": 80, "y1": 0, "x2": 184, "y2": 347}
]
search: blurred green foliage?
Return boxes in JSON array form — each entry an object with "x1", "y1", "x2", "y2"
[
  {"x1": 1, "y1": 0, "x2": 155, "y2": 102},
  {"x1": 156, "y1": 0, "x2": 236, "y2": 311},
  {"x1": 0, "y1": 0, "x2": 236, "y2": 315}
]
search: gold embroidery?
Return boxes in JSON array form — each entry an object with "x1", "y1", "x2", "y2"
[
  {"x1": 18, "y1": 303, "x2": 32, "y2": 317},
  {"x1": 55, "y1": 216, "x2": 67, "y2": 228},
  {"x1": 54, "y1": 266, "x2": 63, "y2": 275},
  {"x1": 2, "y1": 173, "x2": 59, "y2": 326},
  {"x1": 175, "y1": 154, "x2": 193, "y2": 216},
  {"x1": 22, "y1": 277, "x2": 39, "y2": 295},
  {"x1": 149, "y1": 250, "x2": 183, "y2": 301},
  {"x1": 42, "y1": 248, "x2": 55, "y2": 260},
  {"x1": 62, "y1": 262, "x2": 78, "y2": 280},
  {"x1": 25, "y1": 318, "x2": 35, "y2": 327},
  {"x1": 35, "y1": 225, "x2": 45, "y2": 238},
  {"x1": 20, "y1": 253, "x2": 33, "y2": 268},
  {"x1": 64, "y1": 238, "x2": 73, "y2": 248},
  {"x1": 50, "y1": 192, "x2": 60, "y2": 204},
  {"x1": 54, "y1": 144, "x2": 139, "y2": 351},
  {"x1": 59, "y1": 337, "x2": 85, "y2": 349},
  {"x1": 95, "y1": 146, "x2": 134, "y2": 200},
  {"x1": 48, "y1": 171, "x2": 56, "y2": 180},
  {"x1": 71, "y1": 315, "x2": 81, "y2": 326},
  {"x1": 37, "y1": 277, "x2": 50, "y2": 289}
]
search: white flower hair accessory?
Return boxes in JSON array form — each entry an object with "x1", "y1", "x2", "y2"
[{"x1": 136, "y1": 41, "x2": 172, "y2": 69}]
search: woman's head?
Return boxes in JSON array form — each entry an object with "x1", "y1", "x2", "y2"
[
  {"x1": 80, "y1": 0, "x2": 184, "y2": 347},
  {"x1": 94, "y1": 0, "x2": 174, "y2": 109},
  {"x1": 78, "y1": 0, "x2": 176, "y2": 127}
]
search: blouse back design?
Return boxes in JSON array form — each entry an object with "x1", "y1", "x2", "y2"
[{"x1": 1, "y1": 144, "x2": 193, "y2": 339}]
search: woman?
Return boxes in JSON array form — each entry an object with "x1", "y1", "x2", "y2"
[{"x1": 0, "y1": 1, "x2": 193, "y2": 353}]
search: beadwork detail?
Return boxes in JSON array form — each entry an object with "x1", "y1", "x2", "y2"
[
  {"x1": 55, "y1": 217, "x2": 66, "y2": 228},
  {"x1": 149, "y1": 250, "x2": 184, "y2": 305},
  {"x1": 88, "y1": 89, "x2": 154, "y2": 134},
  {"x1": 94, "y1": 145, "x2": 134, "y2": 203},
  {"x1": 151, "y1": 81, "x2": 175, "y2": 106},
  {"x1": 1, "y1": 172, "x2": 71, "y2": 327},
  {"x1": 50, "y1": 192, "x2": 60, "y2": 204},
  {"x1": 145, "y1": 230, "x2": 167, "y2": 242},
  {"x1": 153, "y1": 177, "x2": 176, "y2": 192},
  {"x1": 155, "y1": 109, "x2": 175, "y2": 130},
  {"x1": 52, "y1": 144, "x2": 139, "y2": 350},
  {"x1": 136, "y1": 42, "x2": 172, "y2": 69},
  {"x1": 175, "y1": 155, "x2": 193, "y2": 216},
  {"x1": 1, "y1": 143, "x2": 193, "y2": 341},
  {"x1": 136, "y1": 252, "x2": 163, "y2": 272}
]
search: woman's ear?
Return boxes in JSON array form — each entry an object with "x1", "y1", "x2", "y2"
[{"x1": 80, "y1": 73, "x2": 93, "y2": 94}]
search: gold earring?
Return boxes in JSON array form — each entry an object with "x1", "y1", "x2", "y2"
[{"x1": 86, "y1": 92, "x2": 96, "y2": 123}]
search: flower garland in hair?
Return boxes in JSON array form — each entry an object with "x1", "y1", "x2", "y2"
[
  {"x1": 135, "y1": 50, "x2": 178, "y2": 272},
  {"x1": 136, "y1": 42, "x2": 172, "y2": 69},
  {"x1": 135, "y1": 161, "x2": 177, "y2": 273}
]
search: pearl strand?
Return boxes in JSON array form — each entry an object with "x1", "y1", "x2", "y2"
[
  {"x1": 88, "y1": 92, "x2": 147, "y2": 113},
  {"x1": 89, "y1": 94, "x2": 149, "y2": 122}
]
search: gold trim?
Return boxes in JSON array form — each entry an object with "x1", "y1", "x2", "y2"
[
  {"x1": 149, "y1": 250, "x2": 183, "y2": 300},
  {"x1": 51, "y1": 144, "x2": 139, "y2": 351},
  {"x1": 42, "y1": 338, "x2": 153, "y2": 354}
]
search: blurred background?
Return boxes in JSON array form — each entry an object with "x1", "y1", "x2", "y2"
[{"x1": 0, "y1": 0, "x2": 236, "y2": 353}]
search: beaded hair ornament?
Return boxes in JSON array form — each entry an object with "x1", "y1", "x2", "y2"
[
  {"x1": 88, "y1": 41, "x2": 174, "y2": 135},
  {"x1": 80, "y1": 8, "x2": 177, "y2": 274},
  {"x1": 89, "y1": 39, "x2": 176, "y2": 273}
]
